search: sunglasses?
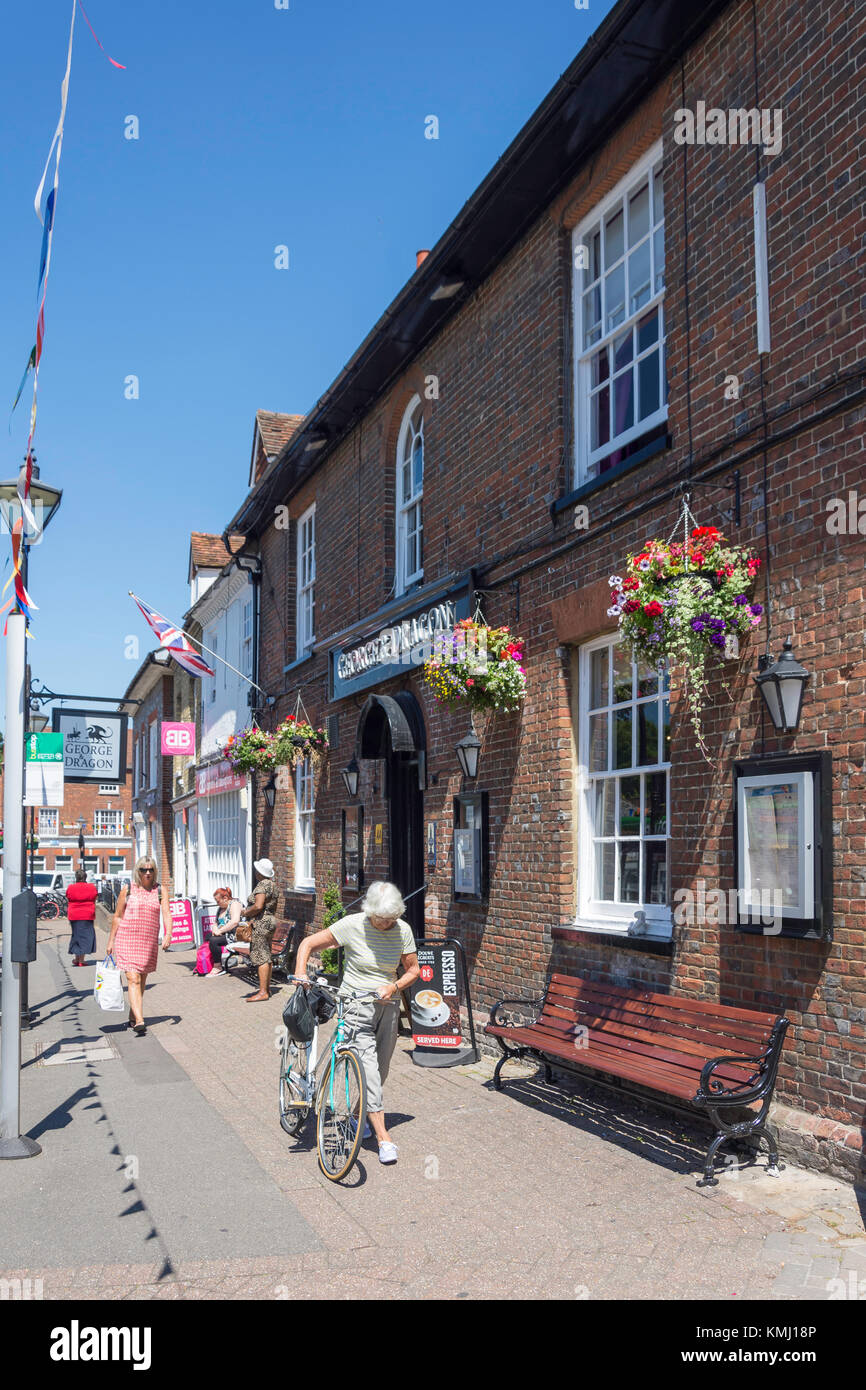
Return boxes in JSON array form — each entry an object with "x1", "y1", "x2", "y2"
[{"x1": 141, "y1": 867, "x2": 155, "y2": 873}]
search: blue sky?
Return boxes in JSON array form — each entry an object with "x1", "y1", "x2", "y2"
[{"x1": 0, "y1": 0, "x2": 616, "y2": 722}]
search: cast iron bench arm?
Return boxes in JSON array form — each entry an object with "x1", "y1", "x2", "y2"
[
  {"x1": 489, "y1": 997, "x2": 545, "y2": 1028},
  {"x1": 694, "y1": 1051, "x2": 774, "y2": 1107}
]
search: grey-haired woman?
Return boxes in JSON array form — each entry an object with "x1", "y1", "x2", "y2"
[{"x1": 294, "y1": 881, "x2": 420, "y2": 1164}]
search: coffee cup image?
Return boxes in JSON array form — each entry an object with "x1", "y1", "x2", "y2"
[{"x1": 411, "y1": 989, "x2": 451, "y2": 1027}]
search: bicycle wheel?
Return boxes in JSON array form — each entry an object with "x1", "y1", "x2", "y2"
[
  {"x1": 316, "y1": 1047, "x2": 367, "y2": 1181},
  {"x1": 278, "y1": 1031, "x2": 310, "y2": 1137},
  {"x1": 40, "y1": 898, "x2": 59, "y2": 920}
]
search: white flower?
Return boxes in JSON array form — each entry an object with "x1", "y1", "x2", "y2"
[
  {"x1": 606, "y1": 606, "x2": 622, "y2": 618},
  {"x1": 608, "y1": 574, "x2": 623, "y2": 587},
  {"x1": 638, "y1": 559, "x2": 651, "y2": 571}
]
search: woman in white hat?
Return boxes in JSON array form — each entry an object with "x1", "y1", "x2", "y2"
[{"x1": 242, "y1": 858, "x2": 280, "y2": 1002}]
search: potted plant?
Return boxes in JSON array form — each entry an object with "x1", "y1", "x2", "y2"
[
  {"x1": 422, "y1": 617, "x2": 526, "y2": 714},
  {"x1": 608, "y1": 525, "x2": 763, "y2": 757},
  {"x1": 319, "y1": 874, "x2": 345, "y2": 983},
  {"x1": 273, "y1": 715, "x2": 329, "y2": 768},
  {"x1": 221, "y1": 725, "x2": 277, "y2": 774}
]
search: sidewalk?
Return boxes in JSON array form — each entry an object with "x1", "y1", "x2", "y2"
[{"x1": 1, "y1": 918, "x2": 864, "y2": 1301}]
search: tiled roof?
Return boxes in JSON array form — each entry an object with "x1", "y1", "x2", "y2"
[
  {"x1": 256, "y1": 411, "x2": 304, "y2": 460},
  {"x1": 189, "y1": 532, "x2": 246, "y2": 571}
]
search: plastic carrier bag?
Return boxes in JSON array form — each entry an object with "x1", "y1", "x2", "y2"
[
  {"x1": 282, "y1": 985, "x2": 316, "y2": 1043},
  {"x1": 94, "y1": 955, "x2": 125, "y2": 1011}
]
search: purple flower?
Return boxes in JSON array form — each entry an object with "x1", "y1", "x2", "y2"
[
  {"x1": 690, "y1": 618, "x2": 706, "y2": 633},
  {"x1": 733, "y1": 594, "x2": 749, "y2": 606},
  {"x1": 749, "y1": 603, "x2": 764, "y2": 616},
  {"x1": 709, "y1": 633, "x2": 725, "y2": 647},
  {"x1": 708, "y1": 617, "x2": 726, "y2": 629}
]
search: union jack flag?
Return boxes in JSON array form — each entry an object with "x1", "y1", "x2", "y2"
[{"x1": 129, "y1": 592, "x2": 215, "y2": 678}]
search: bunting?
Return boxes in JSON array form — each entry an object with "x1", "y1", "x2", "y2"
[{"x1": 0, "y1": 520, "x2": 38, "y2": 635}]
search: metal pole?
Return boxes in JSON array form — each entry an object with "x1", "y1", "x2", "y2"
[{"x1": 0, "y1": 611, "x2": 41, "y2": 1157}]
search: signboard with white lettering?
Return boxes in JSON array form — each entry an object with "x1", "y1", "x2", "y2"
[
  {"x1": 329, "y1": 582, "x2": 472, "y2": 700},
  {"x1": 408, "y1": 937, "x2": 480, "y2": 1068},
  {"x1": 24, "y1": 732, "x2": 65, "y2": 806},
  {"x1": 161, "y1": 721, "x2": 196, "y2": 756},
  {"x1": 52, "y1": 709, "x2": 127, "y2": 784}
]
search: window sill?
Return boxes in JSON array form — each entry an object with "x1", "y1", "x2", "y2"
[
  {"x1": 283, "y1": 652, "x2": 315, "y2": 675},
  {"x1": 551, "y1": 432, "x2": 671, "y2": 517},
  {"x1": 553, "y1": 918, "x2": 674, "y2": 955},
  {"x1": 290, "y1": 885, "x2": 316, "y2": 896}
]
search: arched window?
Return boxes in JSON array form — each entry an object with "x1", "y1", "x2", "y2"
[{"x1": 396, "y1": 396, "x2": 424, "y2": 592}]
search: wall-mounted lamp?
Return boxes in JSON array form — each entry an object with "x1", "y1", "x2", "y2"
[
  {"x1": 341, "y1": 756, "x2": 360, "y2": 798},
  {"x1": 455, "y1": 726, "x2": 481, "y2": 780},
  {"x1": 754, "y1": 637, "x2": 809, "y2": 734},
  {"x1": 263, "y1": 773, "x2": 277, "y2": 810}
]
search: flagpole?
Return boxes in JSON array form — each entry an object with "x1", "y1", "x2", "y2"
[{"x1": 128, "y1": 592, "x2": 270, "y2": 701}]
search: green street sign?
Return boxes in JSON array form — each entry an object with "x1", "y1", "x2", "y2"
[{"x1": 26, "y1": 732, "x2": 64, "y2": 763}]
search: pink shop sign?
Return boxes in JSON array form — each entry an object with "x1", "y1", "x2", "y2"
[
  {"x1": 168, "y1": 897, "x2": 195, "y2": 945},
  {"x1": 195, "y1": 761, "x2": 246, "y2": 796},
  {"x1": 161, "y1": 721, "x2": 196, "y2": 756}
]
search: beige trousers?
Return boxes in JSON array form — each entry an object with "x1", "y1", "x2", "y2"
[{"x1": 341, "y1": 996, "x2": 400, "y2": 1112}]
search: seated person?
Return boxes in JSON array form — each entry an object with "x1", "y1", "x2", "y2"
[{"x1": 207, "y1": 887, "x2": 244, "y2": 975}]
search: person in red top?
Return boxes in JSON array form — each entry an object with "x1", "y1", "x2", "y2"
[{"x1": 66, "y1": 869, "x2": 98, "y2": 967}]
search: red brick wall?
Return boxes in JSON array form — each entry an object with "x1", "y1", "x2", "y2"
[{"x1": 252, "y1": 0, "x2": 866, "y2": 1133}]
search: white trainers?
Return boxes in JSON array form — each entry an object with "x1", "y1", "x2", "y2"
[
  {"x1": 208, "y1": 968, "x2": 226, "y2": 977},
  {"x1": 378, "y1": 1141, "x2": 398, "y2": 1165}
]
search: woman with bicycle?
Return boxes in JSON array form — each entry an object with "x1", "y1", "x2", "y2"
[{"x1": 294, "y1": 880, "x2": 419, "y2": 1165}]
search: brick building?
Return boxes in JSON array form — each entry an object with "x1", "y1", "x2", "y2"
[
  {"x1": 222, "y1": 0, "x2": 865, "y2": 1179},
  {"x1": 122, "y1": 651, "x2": 175, "y2": 889}
]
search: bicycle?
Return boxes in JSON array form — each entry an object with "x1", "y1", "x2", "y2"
[
  {"x1": 278, "y1": 977, "x2": 371, "y2": 1182},
  {"x1": 37, "y1": 894, "x2": 64, "y2": 920}
]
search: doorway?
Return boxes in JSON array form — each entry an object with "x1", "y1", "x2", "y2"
[{"x1": 387, "y1": 751, "x2": 425, "y2": 938}]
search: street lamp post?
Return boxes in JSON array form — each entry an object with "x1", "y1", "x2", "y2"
[{"x1": 0, "y1": 463, "x2": 62, "y2": 1160}]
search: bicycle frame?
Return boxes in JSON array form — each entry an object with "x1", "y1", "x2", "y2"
[{"x1": 283, "y1": 984, "x2": 376, "y2": 1114}]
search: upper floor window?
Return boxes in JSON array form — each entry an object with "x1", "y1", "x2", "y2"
[
  {"x1": 296, "y1": 505, "x2": 316, "y2": 658},
  {"x1": 396, "y1": 396, "x2": 423, "y2": 593},
  {"x1": 242, "y1": 598, "x2": 253, "y2": 677},
  {"x1": 37, "y1": 808, "x2": 58, "y2": 836},
  {"x1": 573, "y1": 143, "x2": 666, "y2": 486},
  {"x1": 294, "y1": 756, "x2": 315, "y2": 888},
  {"x1": 98, "y1": 784, "x2": 118, "y2": 795},
  {"x1": 148, "y1": 722, "x2": 158, "y2": 788},
  {"x1": 94, "y1": 809, "x2": 125, "y2": 837}
]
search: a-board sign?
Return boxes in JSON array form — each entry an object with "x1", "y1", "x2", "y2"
[{"x1": 407, "y1": 938, "x2": 479, "y2": 1067}]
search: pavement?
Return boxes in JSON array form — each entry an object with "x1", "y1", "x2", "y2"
[{"x1": 1, "y1": 916, "x2": 864, "y2": 1301}]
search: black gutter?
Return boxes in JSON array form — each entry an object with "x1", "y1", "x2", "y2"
[{"x1": 226, "y1": 0, "x2": 735, "y2": 540}]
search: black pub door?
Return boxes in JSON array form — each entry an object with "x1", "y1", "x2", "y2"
[{"x1": 388, "y1": 751, "x2": 425, "y2": 937}]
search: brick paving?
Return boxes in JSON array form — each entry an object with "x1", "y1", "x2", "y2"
[{"x1": 3, "y1": 918, "x2": 864, "y2": 1301}]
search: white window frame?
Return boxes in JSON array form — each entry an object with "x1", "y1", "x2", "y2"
[
  {"x1": 108, "y1": 856, "x2": 127, "y2": 875},
  {"x1": 573, "y1": 142, "x2": 666, "y2": 487},
  {"x1": 55, "y1": 855, "x2": 74, "y2": 873},
  {"x1": 37, "y1": 808, "x2": 59, "y2": 836},
  {"x1": 98, "y1": 784, "x2": 118, "y2": 795},
  {"x1": 294, "y1": 756, "x2": 315, "y2": 889},
  {"x1": 30, "y1": 856, "x2": 46, "y2": 874},
  {"x1": 94, "y1": 809, "x2": 124, "y2": 838},
  {"x1": 148, "y1": 722, "x2": 158, "y2": 789},
  {"x1": 395, "y1": 396, "x2": 424, "y2": 594},
  {"x1": 296, "y1": 505, "x2": 316, "y2": 658},
  {"x1": 242, "y1": 598, "x2": 253, "y2": 678},
  {"x1": 576, "y1": 632, "x2": 672, "y2": 937}
]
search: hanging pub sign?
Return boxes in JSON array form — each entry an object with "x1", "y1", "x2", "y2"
[
  {"x1": 329, "y1": 576, "x2": 472, "y2": 700},
  {"x1": 52, "y1": 709, "x2": 127, "y2": 784},
  {"x1": 408, "y1": 938, "x2": 479, "y2": 1068},
  {"x1": 733, "y1": 752, "x2": 832, "y2": 940}
]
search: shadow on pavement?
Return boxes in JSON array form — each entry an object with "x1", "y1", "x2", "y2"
[{"x1": 484, "y1": 1065, "x2": 714, "y2": 1178}]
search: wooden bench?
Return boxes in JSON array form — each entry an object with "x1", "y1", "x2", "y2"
[
  {"x1": 486, "y1": 973, "x2": 790, "y2": 1186},
  {"x1": 222, "y1": 923, "x2": 302, "y2": 983}
]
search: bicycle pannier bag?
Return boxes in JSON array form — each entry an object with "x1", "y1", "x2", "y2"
[{"x1": 282, "y1": 985, "x2": 316, "y2": 1043}]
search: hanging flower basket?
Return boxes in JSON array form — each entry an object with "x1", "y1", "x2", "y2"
[
  {"x1": 274, "y1": 716, "x2": 329, "y2": 768},
  {"x1": 608, "y1": 525, "x2": 763, "y2": 757},
  {"x1": 221, "y1": 726, "x2": 277, "y2": 774},
  {"x1": 421, "y1": 618, "x2": 527, "y2": 714}
]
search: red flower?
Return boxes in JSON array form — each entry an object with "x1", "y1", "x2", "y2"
[
  {"x1": 466, "y1": 679, "x2": 475, "y2": 687},
  {"x1": 692, "y1": 526, "x2": 721, "y2": 546},
  {"x1": 622, "y1": 578, "x2": 639, "y2": 591},
  {"x1": 623, "y1": 599, "x2": 641, "y2": 614},
  {"x1": 643, "y1": 601, "x2": 664, "y2": 617},
  {"x1": 691, "y1": 551, "x2": 704, "y2": 566}
]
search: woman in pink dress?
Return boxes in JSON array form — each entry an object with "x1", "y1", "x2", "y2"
[{"x1": 106, "y1": 856, "x2": 172, "y2": 1035}]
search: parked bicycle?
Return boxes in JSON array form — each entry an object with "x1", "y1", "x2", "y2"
[
  {"x1": 37, "y1": 891, "x2": 67, "y2": 920},
  {"x1": 278, "y1": 977, "x2": 371, "y2": 1181}
]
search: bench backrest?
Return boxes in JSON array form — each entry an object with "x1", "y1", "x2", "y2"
[{"x1": 542, "y1": 973, "x2": 784, "y2": 1089}]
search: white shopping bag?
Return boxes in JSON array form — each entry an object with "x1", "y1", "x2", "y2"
[{"x1": 93, "y1": 955, "x2": 125, "y2": 1012}]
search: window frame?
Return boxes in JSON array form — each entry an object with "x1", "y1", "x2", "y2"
[
  {"x1": 37, "y1": 808, "x2": 59, "y2": 836},
  {"x1": 93, "y1": 808, "x2": 124, "y2": 838},
  {"x1": 148, "y1": 722, "x2": 158, "y2": 789},
  {"x1": 572, "y1": 141, "x2": 666, "y2": 488},
  {"x1": 294, "y1": 755, "x2": 315, "y2": 889},
  {"x1": 296, "y1": 504, "x2": 316, "y2": 659},
  {"x1": 576, "y1": 632, "x2": 672, "y2": 936},
  {"x1": 395, "y1": 395, "x2": 424, "y2": 595}
]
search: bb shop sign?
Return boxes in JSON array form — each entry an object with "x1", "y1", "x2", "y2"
[
  {"x1": 330, "y1": 585, "x2": 472, "y2": 700},
  {"x1": 52, "y1": 709, "x2": 128, "y2": 784}
]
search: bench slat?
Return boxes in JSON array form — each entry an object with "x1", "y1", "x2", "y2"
[
  {"x1": 544, "y1": 983, "x2": 775, "y2": 1049},
  {"x1": 487, "y1": 1024, "x2": 708, "y2": 1100},
  {"x1": 528, "y1": 1006, "x2": 765, "y2": 1073},
  {"x1": 540, "y1": 996, "x2": 773, "y2": 1057},
  {"x1": 549, "y1": 973, "x2": 779, "y2": 1030}
]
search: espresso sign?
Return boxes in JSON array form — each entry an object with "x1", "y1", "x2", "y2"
[
  {"x1": 52, "y1": 709, "x2": 127, "y2": 784},
  {"x1": 409, "y1": 944, "x2": 462, "y2": 1049}
]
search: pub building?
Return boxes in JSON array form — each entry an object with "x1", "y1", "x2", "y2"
[{"x1": 224, "y1": 0, "x2": 865, "y2": 1181}]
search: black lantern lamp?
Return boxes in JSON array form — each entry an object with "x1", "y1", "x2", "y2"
[
  {"x1": 263, "y1": 773, "x2": 277, "y2": 810},
  {"x1": 754, "y1": 637, "x2": 810, "y2": 734},
  {"x1": 455, "y1": 725, "x2": 481, "y2": 780},
  {"x1": 341, "y1": 756, "x2": 360, "y2": 798}
]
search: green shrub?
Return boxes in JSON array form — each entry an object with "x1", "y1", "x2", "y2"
[{"x1": 320, "y1": 874, "x2": 344, "y2": 976}]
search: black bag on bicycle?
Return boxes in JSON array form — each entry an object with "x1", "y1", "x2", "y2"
[
  {"x1": 308, "y1": 984, "x2": 337, "y2": 1025},
  {"x1": 282, "y1": 985, "x2": 316, "y2": 1043}
]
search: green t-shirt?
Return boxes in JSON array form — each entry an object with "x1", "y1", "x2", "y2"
[{"x1": 329, "y1": 913, "x2": 416, "y2": 995}]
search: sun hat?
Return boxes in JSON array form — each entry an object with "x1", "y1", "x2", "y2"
[{"x1": 253, "y1": 858, "x2": 275, "y2": 879}]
